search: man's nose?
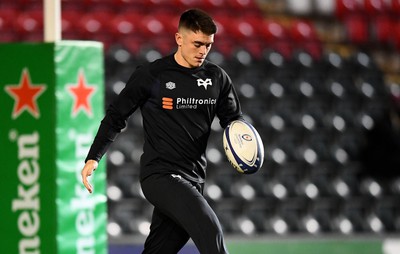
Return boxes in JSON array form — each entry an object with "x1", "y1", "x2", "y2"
[{"x1": 200, "y1": 45, "x2": 208, "y2": 55}]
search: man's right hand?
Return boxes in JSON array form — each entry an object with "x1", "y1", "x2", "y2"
[{"x1": 81, "y1": 159, "x2": 99, "y2": 193}]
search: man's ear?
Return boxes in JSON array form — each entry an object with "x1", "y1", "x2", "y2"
[{"x1": 175, "y1": 32, "x2": 183, "y2": 47}]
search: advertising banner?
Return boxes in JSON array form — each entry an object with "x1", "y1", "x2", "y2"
[{"x1": 0, "y1": 41, "x2": 107, "y2": 254}]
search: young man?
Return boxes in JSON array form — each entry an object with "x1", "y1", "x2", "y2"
[{"x1": 81, "y1": 9, "x2": 242, "y2": 254}]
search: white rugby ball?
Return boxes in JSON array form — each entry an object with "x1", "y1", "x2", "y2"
[{"x1": 223, "y1": 120, "x2": 264, "y2": 174}]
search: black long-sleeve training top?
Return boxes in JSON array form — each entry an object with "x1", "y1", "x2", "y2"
[{"x1": 85, "y1": 54, "x2": 242, "y2": 183}]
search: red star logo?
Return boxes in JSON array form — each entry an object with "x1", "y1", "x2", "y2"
[
  {"x1": 4, "y1": 68, "x2": 47, "y2": 119},
  {"x1": 67, "y1": 70, "x2": 96, "y2": 117}
]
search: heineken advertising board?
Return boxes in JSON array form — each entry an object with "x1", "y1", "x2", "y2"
[{"x1": 0, "y1": 41, "x2": 107, "y2": 254}]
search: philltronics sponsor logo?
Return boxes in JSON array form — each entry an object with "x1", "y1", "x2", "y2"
[
  {"x1": 176, "y1": 97, "x2": 217, "y2": 109},
  {"x1": 162, "y1": 97, "x2": 217, "y2": 110},
  {"x1": 10, "y1": 131, "x2": 41, "y2": 253}
]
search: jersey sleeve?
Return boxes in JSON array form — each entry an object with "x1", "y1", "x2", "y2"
[
  {"x1": 85, "y1": 66, "x2": 153, "y2": 162},
  {"x1": 216, "y1": 68, "x2": 243, "y2": 129}
]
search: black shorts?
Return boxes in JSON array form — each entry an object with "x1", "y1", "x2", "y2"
[{"x1": 140, "y1": 173, "x2": 229, "y2": 254}]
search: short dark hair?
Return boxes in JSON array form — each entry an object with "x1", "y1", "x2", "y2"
[{"x1": 178, "y1": 9, "x2": 217, "y2": 35}]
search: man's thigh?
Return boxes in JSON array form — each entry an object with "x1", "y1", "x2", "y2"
[{"x1": 141, "y1": 173, "x2": 227, "y2": 253}]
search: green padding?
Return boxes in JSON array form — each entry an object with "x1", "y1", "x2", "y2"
[
  {"x1": 228, "y1": 239, "x2": 383, "y2": 254},
  {"x1": 0, "y1": 41, "x2": 107, "y2": 254}
]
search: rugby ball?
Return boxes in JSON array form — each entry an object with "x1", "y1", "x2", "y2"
[{"x1": 223, "y1": 120, "x2": 264, "y2": 174}]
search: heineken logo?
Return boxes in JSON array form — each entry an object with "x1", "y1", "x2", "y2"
[
  {"x1": 67, "y1": 70, "x2": 96, "y2": 118},
  {"x1": 4, "y1": 68, "x2": 47, "y2": 119},
  {"x1": 10, "y1": 130, "x2": 41, "y2": 253}
]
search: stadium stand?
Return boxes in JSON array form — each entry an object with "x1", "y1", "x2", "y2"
[{"x1": 2, "y1": 0, "x2": 400, "y2": 241}]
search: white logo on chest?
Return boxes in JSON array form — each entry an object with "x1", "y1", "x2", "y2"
[
  {"x1": 197, "y1": 78, "x2": 212, "y2": 90},
  {"x1": 166, "y1": 81, "x2": 176, "y2": 90}
]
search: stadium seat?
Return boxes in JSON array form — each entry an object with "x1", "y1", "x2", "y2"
[
  {"x1": 310, "y1": 198, "x2": 340, "y2": 232},
  {"x1": 140, "y1": 0, "x2": 174, "y2": 9},
  {"x1": 258, "y1": 20, "x2": 294, "y2": 59},
  {"x1": 259, "y1": 77, "x2": 286, "y2": 102},
  {"x1": 15, "y1": 9, "x2": 43, "y2": 35},
  {"x1": 61, "y1": 0, "x2": 84, "y2": 10},
  {"x1": 393, "y1": 20, "x2": 400, "y2": 50},
  {"x1": 340, "y1": 197, "x2": 369, "y2": 232},
  {"x1": 289, "y1": 20, "x2": 321, "y2": 56},
  {"x1": 259, "y1": 20, "x2": 288, "y2": 43},
  {"x1": 0, "y1": 31, "x2": 18, "y2": 42},
  {"x1": 0, "y1": 7, "x2": 19, "y2": 42},
  {"x1": 314, "y1": 0, "x2": 335, "y2": 16},
  {"x1": 266, "y1": 99, "x2": 300, "y2": 131},
  {"x1": 391, "y1": 0, "x2": 400, "y2": 15},
  {"x1": 327, "y1": 67, "x2": 358, "y2": 96},
  {"x1": 158, "y1": 11, "x2": 179, "y2": 34},
  {"x1": 286, "y1": 0, "x2": 313, "y2": 16},
  {"x1": 115, "y1": 170, "x2": 143, "y2": 199},
  {"x1": 214, "y1": 199, "x2": 243, "y2": 233},
  {"x1": 152, "y1": 35, "x2": 176, "y2": 56},
  {"x1": 136, "y1": 46, "x2": 163, "y2": 64},
  {"x1": 300, "y1": 41, "x2": 323, "y2": 60},
  {"x1": 245, "y1": 198, "x2": 277, "y2": 233},
  {"x1": 230, "y1": 179, "x2": 257, "y2": 201},
  {"x1": 0, "y1": 6, "x2": 17, "y2": 33},
  {"x1": 173, "y1": 0, "x2": 205, "y2": 9},
  {"x1": 343, "y1": 15, "x2": 369, "y2": 45},
  {"x1": 110, "y1": 200, "x2": 152, "y2": 234},
  {"x1": 302, "y1": 131, "x2": 332, "y2": 163},
  {"x1": 77, "y1": 9, "x2": 114, "y2": 37},
  {"x1": 227, "y1": 0, "x2": 259, "y2": 13},
  {"x1": 18, "y1": 0, "x2": 43, "y2": 8},
  {"x1": 335, "y1": 0, "x2": 363, "y2": 19},
  {"x1": 80, "y1": 0, "x2": 125, "y2": 11},
  {"x1": 229, "y1": 19, "x2": 259, "y2": 43},
  {"x1": 214, "y1": 170, "x2": 238, "y2": 198},
  {"x1": 212, "y1": 37, "x2": 236, "y2": 59},
  {"x1": 350, "y1": 51, "x2": 382, "y2": 76},
  {"x1": 203, "y1": 0, "x2": 226, "y2": 10},
  {"x1": 372, "y1": 197, "x2": 400, "y2": 231},
  {"x1": 364, "y1": 0, "x2": 387, "y2": 16},
  {"x1": 61, "y1": 9, "x2": 83, "y2": 39},
  {"x1": 0, "y1": 0, "x2": 18, "y2": 6},
  {"x1": 108, "y1": 13, "x2": 141, "y2": 39},
  {"x1": 138, "y1": 15, "x2": 168, "y2": 39},
  {"x1": 120, "y1": 35, "x2": 147, "y2": 56},
  {"x1": 300, "y1": 98, "x2": 329, "y2": 125},
  {"x1": 278, "y1": 197, "x2": 308, "y2": 232}
]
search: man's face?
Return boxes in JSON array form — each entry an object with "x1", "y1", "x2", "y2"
[{"x1": 175, "y1": 29, "x2": 214, "y2": 68}]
